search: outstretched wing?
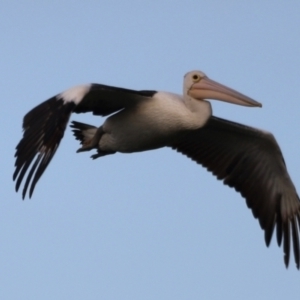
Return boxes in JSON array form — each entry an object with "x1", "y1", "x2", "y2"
[
  {"x1": 171, "y1": 116, "x2": 300, "y2": 269},
  {"x1": 13, "y1": 83, "x2": 156, "y2": 198}
]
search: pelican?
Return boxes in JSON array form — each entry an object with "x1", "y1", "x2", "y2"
[{"x1": 14, "y1": 70, "x2": 300, "y2": 269}]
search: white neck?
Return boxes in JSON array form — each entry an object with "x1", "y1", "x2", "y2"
[{"x1": 183, "y1": 95, "x2": 212, "y2": 129}]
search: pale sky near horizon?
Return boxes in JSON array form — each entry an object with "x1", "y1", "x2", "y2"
[{"x1": 1, "y1": 1, "x2": 300, "y2": 299}]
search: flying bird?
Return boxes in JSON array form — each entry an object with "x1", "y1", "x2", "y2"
[{"x1": 13, "y1": 70, "x2": 300, "y2": 269}]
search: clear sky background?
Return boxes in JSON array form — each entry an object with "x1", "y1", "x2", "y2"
[{"x1": 1, "y1": 1, "x2": 300, "y2": 299}]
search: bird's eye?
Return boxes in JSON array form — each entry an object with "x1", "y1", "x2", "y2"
[{"x1": 192, "y1": 74, "x2": 201, "y2": 82}]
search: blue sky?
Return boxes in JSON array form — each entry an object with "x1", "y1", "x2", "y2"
[{"x1": 1, "y1": 1, "x2": 300, "y2": 299}]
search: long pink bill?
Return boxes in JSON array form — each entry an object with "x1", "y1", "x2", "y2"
[{"x1": 188, "y1": 76, "x2": 262, "y2": 107}]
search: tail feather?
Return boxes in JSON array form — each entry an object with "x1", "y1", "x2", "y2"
[
  {"x1": 70, "y1": 121, "x2": 115, "y2": 159},
  {"x1": 70, "y1": 121, "x2": 97, "y2": 146}
]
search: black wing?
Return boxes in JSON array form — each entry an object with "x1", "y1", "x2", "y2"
[
  {"x1": 75, "y1": 84, "x2": 155, "y2": 116},
  {"x1": 13, "y1": 83, "x2": 156, "y2": 199},
  {"x1": 171, "y1": 116, "x2": 300, "y2": 269}
]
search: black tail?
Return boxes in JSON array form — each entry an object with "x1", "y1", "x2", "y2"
[{"x1": 70, "y1": 121, "x2": 97, "y2": 145}]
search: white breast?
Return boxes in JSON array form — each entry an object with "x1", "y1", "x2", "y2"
[{"x1": 99, "y1": 92, "x2": 211, "y2": 153}]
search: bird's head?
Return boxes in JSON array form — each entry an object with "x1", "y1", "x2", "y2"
[{"x1": 184, "y1": 70, "x2": 262, "y2": 107}]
